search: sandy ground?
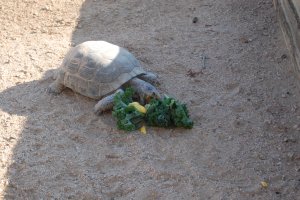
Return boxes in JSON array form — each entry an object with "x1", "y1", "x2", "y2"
[{"x1": 0, "y1": 0, "x2": 299, "y2": 199}]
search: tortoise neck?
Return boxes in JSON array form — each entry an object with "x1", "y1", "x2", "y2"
[{"x1": 126, "y1": 77, "x2": 144, "y2": 92}]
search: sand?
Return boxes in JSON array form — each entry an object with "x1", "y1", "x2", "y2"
[{"x1": 0, "y1": 0, "x2": 299, "y2": 199}]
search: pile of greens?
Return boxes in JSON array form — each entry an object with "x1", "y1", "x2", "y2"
[
  {"x1": 112, "y1": 88, "x2": 194, "y2": 131},
  {"x1": 112, "y1": 88, "x2": 145, "y2": 131},
  {"x1": 145, "y1": 96, "x2": 194, "y2": 129}
]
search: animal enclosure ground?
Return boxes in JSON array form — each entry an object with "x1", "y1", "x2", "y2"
[{"x1": 0, "y1": 0, "x2": 299, "y2": 199}]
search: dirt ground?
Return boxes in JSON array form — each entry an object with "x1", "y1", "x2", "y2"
[{"x1": 0, "y1": 0, "x2": 299, "y2": 199}]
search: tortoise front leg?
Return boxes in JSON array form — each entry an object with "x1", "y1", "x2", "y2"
[{"x1": 94, "y1": 89, "x2": 124, "y2": 115}]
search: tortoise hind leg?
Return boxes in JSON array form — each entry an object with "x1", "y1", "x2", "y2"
[
  {"x1": 48, "y1": 70, "x2": 66, "y2": 94},
  {"x1": 94, "y1": 89, "x2": 124, "y2": 115}
]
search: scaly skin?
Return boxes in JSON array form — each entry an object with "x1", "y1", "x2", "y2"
[
  {"x1": 94, "y1": 89, "x2": 124, "y2": 115},
  {"x1": 94, "y1": 77, "x2": 160, "y2": 115}
]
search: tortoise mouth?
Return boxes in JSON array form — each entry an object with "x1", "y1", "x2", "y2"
[
  {"x1": 145, "y1": 96, "x2": 152, "y2": 103},
  {"x1": 145, "y1": 93, "x2": 161, "y2": 103}
]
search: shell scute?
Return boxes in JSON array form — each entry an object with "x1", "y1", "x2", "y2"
[
  {"x1": 79, "y1": 66, "x2": 96, "y2": 80},
  {"x1": 67, "y1": 59, "x2": 81, "y2": 74},
  {"x1": 76, "y1": 78, "x2": 89, "y2": 96},
  {"x1": 65, "y1": 74, "x2": 79, "y2": 90}
]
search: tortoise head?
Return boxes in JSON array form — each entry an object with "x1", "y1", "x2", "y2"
[
  {"x1": 129, "y1": 78, "x2": 161, "y2": 103},
  {"x1": 143, "y1": 84, "x2": 161, "y2": 103}
]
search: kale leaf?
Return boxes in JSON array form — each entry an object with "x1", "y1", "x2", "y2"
[
  {"x1": 112, "y1": 88, "x2": 194, "y2": 131},
  {"x1": 145, "y1": 96, "x2": 194, "y2": 129},
  {"x1": 112, "y1": 88, "x2": 145, "y2": 131}
]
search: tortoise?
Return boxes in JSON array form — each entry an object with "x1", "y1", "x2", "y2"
[{"x1": 48, "y1": 41, "x2": 160, "y2": 115}]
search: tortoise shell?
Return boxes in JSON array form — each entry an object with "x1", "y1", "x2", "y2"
[{"x1": 59, "y1": 41, "x2": 146, "y2": 99}]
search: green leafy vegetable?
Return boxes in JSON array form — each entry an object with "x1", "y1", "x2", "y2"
[
  {"x1": 112, "y1": 88, "x2": 194, "y2": 131},
  {"x1": 112, "y1": 88, "x2": 145, "y2": 131},
  {"x1": 145, "y1": 95, "x2": 194, "y2": 129},
  {"x1": 145, "y1": 97, "x2": 172, "y2": 127}
]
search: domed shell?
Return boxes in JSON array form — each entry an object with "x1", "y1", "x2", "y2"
[{"x1": 61, "y1": 41, "x2": 146, "y2": 99}]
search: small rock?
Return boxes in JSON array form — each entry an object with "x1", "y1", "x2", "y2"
[
  {"x1": 186, "y1": 69, "x2": 202, "y2": 77},
  {"x1": 261, "y1": 181, "x2": 268, "y2": 188},
  {"x1": 262, "y1": 32, "x2": 269, "y2": 36},
  {"x1": 192, "y1": 17, "x2": 198, "y2": 23},
  {"x1": 281, "y1": 54, "x2": 287, "y2": 59},
  {"x1": 289, "y1": 138, "x2": 297, "y2": 143},
  {"x1": 240, "y1": 37, "x2": 249, "y2": 43},
  {"x1": 41, "y1": 6, "x2": 51, "y2": 11},
  {"x1": 287, "y1": 152, "x2": 295, "y2": 160},
  {"x1": 41, "y1": 29, "x2": 47, "y2": 33},
  {"x1": 293, "y1": 124, "x2": 299, "y2": 129},
  {"x1": 291, "y1": 105, "x2": 297, "y2": 112}
]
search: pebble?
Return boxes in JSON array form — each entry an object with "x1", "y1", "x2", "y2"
[
  {"x1": 283, "y1": 137, "x2": 297, "y2": 143},
  {"x1": 280, "y1": 54, "x2": 287, "y2": 60},
  {"x1": 261, "y1": 181, "x2": 268, "y2": 188},
  {"x1": 262, "y1": 32, "x2": 269, "y2": 36},
  {"x1": 291, "y1": 105, "x2": 297, "y2": 112},
  {"x1": 293, "y1": 124, "x2": 299, "y2": 129},
  {"x1": 287, "y1": 152, "x2": 295, "y2": 160},
  {"x1": 192, "y1": 17, "x2": 198, "y2": 23},
  {"x1": 41, "y1": 6, "x2": 51, "y2": 11},
  {"x1": 240, "y1": 37, "x2": 250, "y2": 43}
]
